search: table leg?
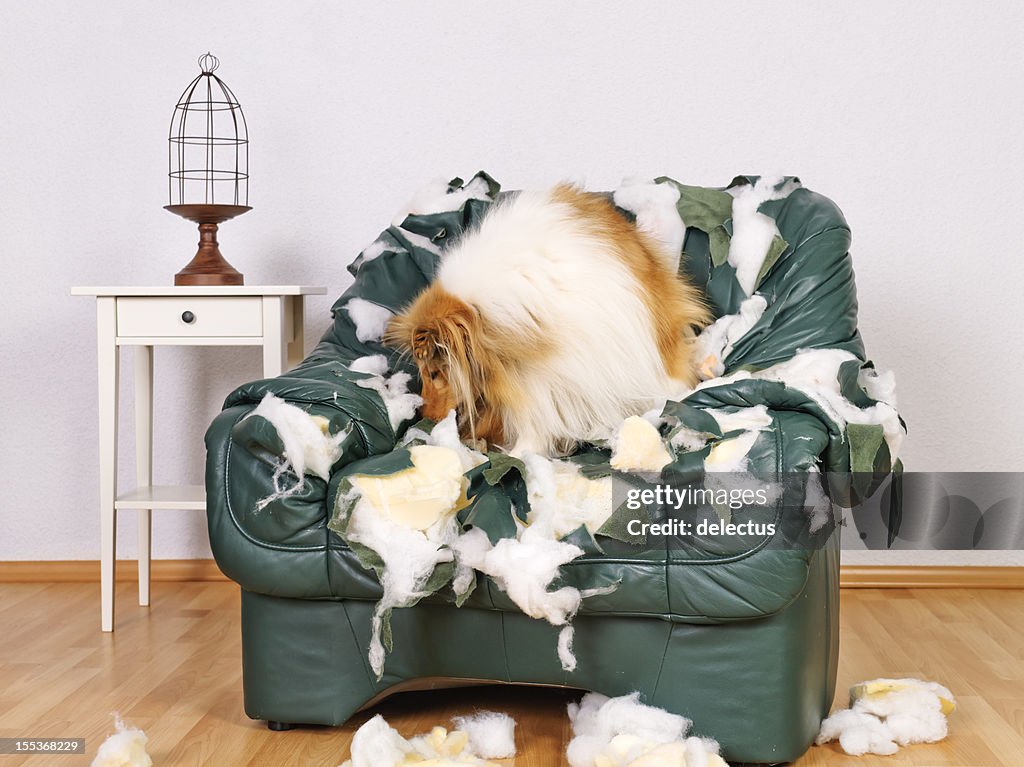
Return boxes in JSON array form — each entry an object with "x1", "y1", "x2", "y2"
[
  {"x1": 262, "y1": 296, "x2": 287, "y2": 378},
  {"x1": 286, "y1": 295, "x2": 305, "y2": 369},
  {"x1": 135, "y1": 344, "x2": 153, "y2": 606},
  {"x1": 97, "y1": 298, "x2": 119, "y2": 632}
]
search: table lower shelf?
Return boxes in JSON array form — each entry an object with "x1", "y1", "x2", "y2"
[{"x1": 115, "y1": 484, "x2": 206, "y2": 510}]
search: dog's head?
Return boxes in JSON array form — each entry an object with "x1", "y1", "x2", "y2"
[{"x1": 384, "y1": 286, "x2": 482, "y2": 425}]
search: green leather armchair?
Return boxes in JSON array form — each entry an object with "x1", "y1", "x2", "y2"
[{"x1": 205, "y1": 175, "x2": 890, "y2": 763}]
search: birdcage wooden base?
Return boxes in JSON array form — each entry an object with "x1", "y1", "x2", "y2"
[{"x1": 166, "y1": 204, "x2": 249, "y2": 286}]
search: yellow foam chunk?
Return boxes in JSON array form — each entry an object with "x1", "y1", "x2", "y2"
[
  {"x1": 850, "y1": 679, "x2": 956, "y2": 716},
  {"x1": 351, "y1": 445, "x2": 469, "y2": 530},
  {"x1": 626, "y1": 740, "x2": 686, "y2": 766},
  {"x1": 698, "y1": 354, "x2": 721, "y2": 381},
  {"x1": 611, "y1": 416, "x2": 673, "y2": 472},
  {"x1": 704, "y1": 431, "x2": 759, "y2": 472}
]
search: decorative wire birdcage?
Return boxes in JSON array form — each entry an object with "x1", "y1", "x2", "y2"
[{"x1": 165, "y1": 53, "x2": 250, "y2": 285}]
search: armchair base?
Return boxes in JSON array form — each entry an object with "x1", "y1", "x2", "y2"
[{"x1": 237, "y1": 535, "x2": 837, "y2": 764}]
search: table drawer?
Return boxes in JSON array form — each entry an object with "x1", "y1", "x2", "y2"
[{"x1": 116, "y1": 296, "x2": 263, "y2": 337}]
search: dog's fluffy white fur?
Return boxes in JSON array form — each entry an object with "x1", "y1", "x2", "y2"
[{"x1": 388, "y1": 185, "x2": 709, "y2": 457}]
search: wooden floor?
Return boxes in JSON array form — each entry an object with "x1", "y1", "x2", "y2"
[{"x1": 0, "y1": 584, "x2": 1021, "y2": 766}]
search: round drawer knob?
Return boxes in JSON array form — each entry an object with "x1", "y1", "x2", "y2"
[{"x1": 181, "y1": 310, "x2": 196, "y2": 324}]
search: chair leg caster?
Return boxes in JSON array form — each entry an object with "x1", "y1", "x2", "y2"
[{"x1": 267, "y1": 721, "x2": 294, "y2": 731}]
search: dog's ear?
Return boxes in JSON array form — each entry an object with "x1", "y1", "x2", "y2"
[{"x1": 385, "y1": 298, "x2": 478, "y2": 368}]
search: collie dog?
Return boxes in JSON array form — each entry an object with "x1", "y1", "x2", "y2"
[{"x1": 386, "y1": 184, "x2": 710, "y2": 456}]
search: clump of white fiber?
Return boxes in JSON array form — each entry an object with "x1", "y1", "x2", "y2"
[
  {"x1": 727, "y1": 176, "x2": 799, "y2": 296},
  {"x1": 90, "y1": 714, "x2": 152, "y2": 767},
  {"x1": 400, "y1": 409, "x2": 488, "y2": 473},
  {"x1": 392, "y1": 175, "x2": 493, "y2": 227},
  {"x1": 357, "y1": 238, "x2": 390, "y2": 267},
  {"x1": 350, "y1": 355, "x2": 423, "y2": 433},
  {"x1": 450, "y1": 711, "x2": 518, "y2": 759},
  {"x1": 817, "y1": 678, "x2": 956, "y2": 756},
  {"x1": 613, "y1": 177, "x2": 685, "y2": 270},
  {"x1": 695, "y1": 294, "x2": 768, "y2": 379},
  {"x1": 346, "y1": 297, "x2": 394, "y2": 343},
  {"x1": 695, "y1": 348, "x2": 903, "y2": 463},
  {"x1": 341, "y1": 712, "x2": 517, "y2": 766},
  {"x1": 566, "y1": 692, "x2": 727, "y2": 767},
  {"x1": 248, "y1": 393, "x2": 348, "y2": 511}
]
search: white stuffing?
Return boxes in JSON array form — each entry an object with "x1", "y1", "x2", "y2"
[
  {"x1": 695, "y1": 348, "x2": 904, "y2": 464},
  {"x1": 566, "y1": 692, "x2": 727, "y2": 767},
  {"x1": 611, "y1": 415, "x2": 673, "y2": 472},
  {"x1": 344, "y1": 413, "x2": 486, "y2": 676},
  {"x1": 558, "y1": 625, "x2": 577, "y2": 672},
  {"x1": 817, "y1": 678, "x2": 955, "y2": 756},
  {"x1": 349, "y1": 353, "x2": 390, "y2": 376},
  {"x1": 452, "y1": 528, "x2": 584, "y2": 627},
  {"x1": 706, "y1": 404, "x2": 773, "y2": 435},
  {"x1": 341, "y1": 712, "x2": 515, "y2": 766},
  {"x1": 345, "y1": 715, "x2": 413, "y2": 767},
  {"x1": 450, "y1": 712, "x2": 518, "y2": 759},
  {"x1": 858, "y1": 366, "x2": 898, "y2": 410},
  {"x1": 250, "y1": 393, "x2": 346, "y2": 481},
  {"x1": 90, "y1": 714, "x2": 152, "y2": 767},
  {"x1": 694, "y1": 405, "x2": 773, "y2": 474},
  {"x1": 392, "y1": 175, "x2": 493, "y2": 227},
  {"x1": 358, "y1": 238, "x2": 391, "y2": 266},
  {"x1": 817, "y1": 709, "x2": 899, "y2": 757},
  {"x1": 344, "y1": 445, "x2": 469, "y2": 677},
  {"x1": 613, "y1": 177, "x2": 686, "y2": 270},
  {"x1": 397, "y1": 227, "x2": 442, "y2": 255},
  {"x1": 752, "y1": 349, "x2": 904, "y2": 461},
  {"x1": 401, "y1": 409, "x2": 488, "y2": 473},
  {"x1": 521, "y1": 453, "x2": 615, "y2": 539},
  {"x1": 248, "y1": 393, "x2": 348, "y2": 511},
  {"x1": 346, "y1": 489, "x2": 460, "y2": 677},
  {"x1": 695, "y1": 294, "x2": 768, "y2": 379},
  {"x1": 451, "y1": 453, "x2": 617, "y2": 671},
  {"x1": 727, "y1": 176, "x2": 800, "y2": 296},
  {"x1": 351, "y1": 358, "x2": 423, "y2": 433},
  {"x1": 804, "y1": 466, "x2": 834, "y2": 533},
  {"x1": 346, "y1": 297, "x2": 394, "y2": 343}
]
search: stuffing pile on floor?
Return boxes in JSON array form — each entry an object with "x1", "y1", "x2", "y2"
[
  {"x1": 816, "y1": 678, "x2": 956, "y2": 756},
  {"x1": 567, "y1": 693, "x2": 727, "y2": 767},
  {"x1": 341, "y1": 711, "x2": 516, "y2": 767},
  {"x1": 90, "y1": 715, "x2": 152, "y2": 767},
  {"x1": 338, "y1": 693, "x2": 732, "y2": 767}
]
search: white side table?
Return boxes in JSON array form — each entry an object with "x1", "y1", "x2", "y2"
[{"x1": 71, "y1": 285, "x2": 327, "y2": 631}]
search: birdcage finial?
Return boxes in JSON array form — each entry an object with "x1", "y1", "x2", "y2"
[{"x1": 198, "y1": 52, "x2": 220, "y2": 75}]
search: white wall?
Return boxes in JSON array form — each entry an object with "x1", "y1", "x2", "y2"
[{"x1": 1, "y1": 1, "x2": 1022, "y2": 565}]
